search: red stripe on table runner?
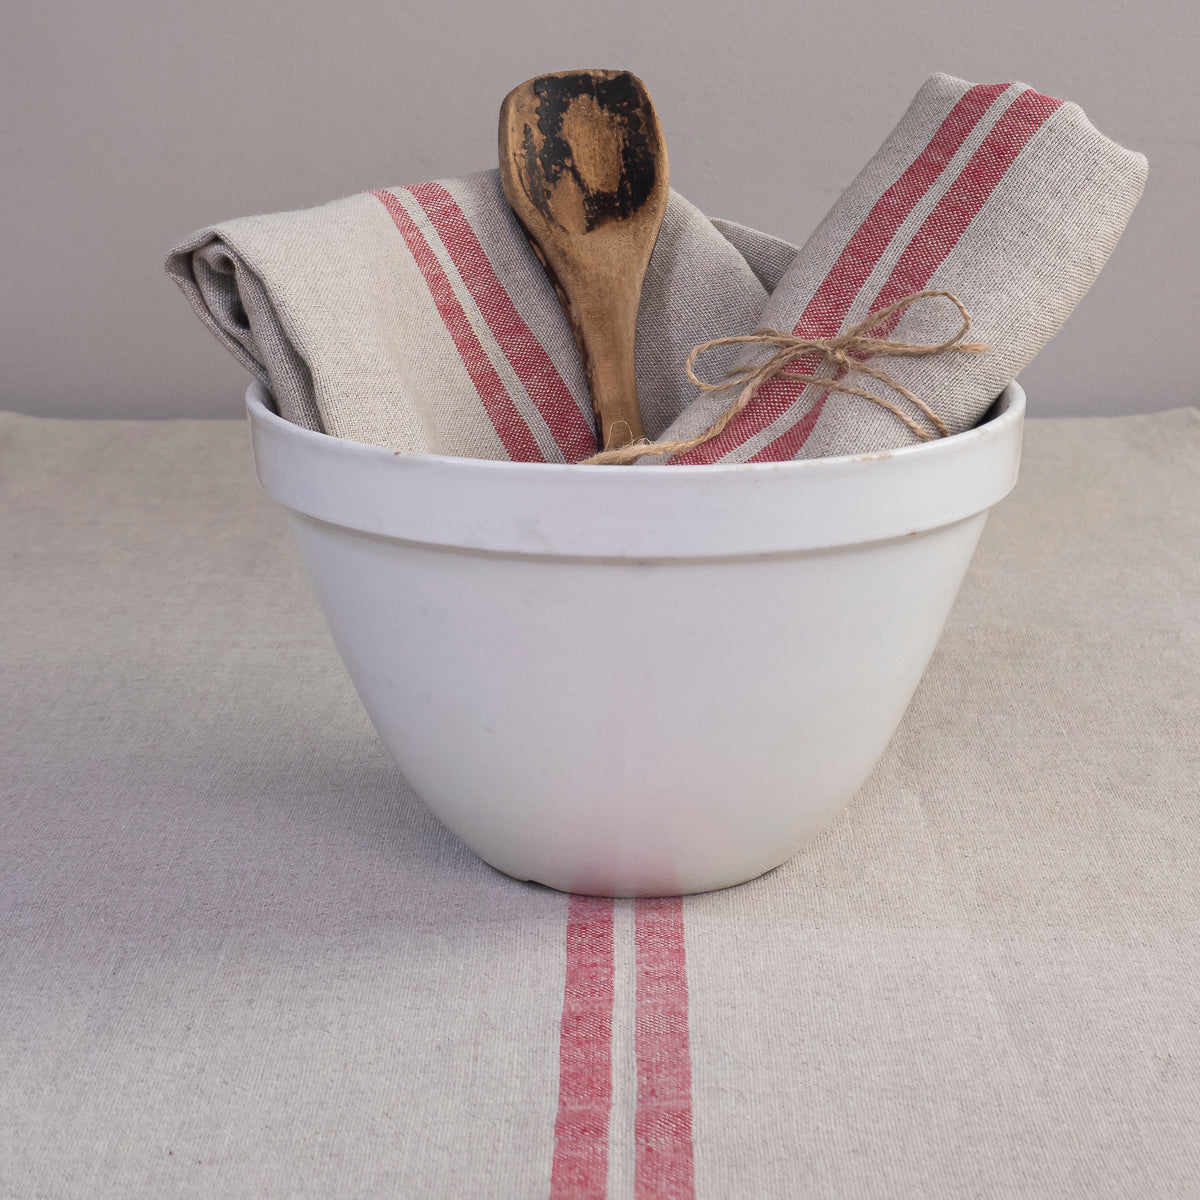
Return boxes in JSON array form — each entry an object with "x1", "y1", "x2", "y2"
[
  {"x1": 747, "y1": 86, "x2": 1062, "y2": 463},
  {"x1": 670, "y1": 82, "x2": 1010, "y2": 466},
  {"x1": 369, "y1": 188, "x2": 543, "y2": 462},
  {"x1": 550, "y1": 895, "x2": 616, "y2": 1200},
  {"x1": 405, "y1": 181, "x2": 599, "y2": 464},
  {"x1": 634, "y1": 896, "x2": 694, "y2": 1200}
]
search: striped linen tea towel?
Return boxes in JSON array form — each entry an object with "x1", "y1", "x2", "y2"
[
  {"x1": 167, "y1": 74, "x2": 1145, "y2": 465},
  {"x1": 166, "y1": 173, "x2": 793, "y2": 462},
  {"x1": 657, "y1": 73, "x2": 1148, "y2": 463}
]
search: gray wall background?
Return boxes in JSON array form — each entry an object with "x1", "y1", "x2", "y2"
[{"x1": 3, "y1": 0, "x2": 1196, "y2": 420}]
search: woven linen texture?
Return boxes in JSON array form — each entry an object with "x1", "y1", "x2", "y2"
[
  {"x1": 3, "y1": 407, "x2": 1199, "y2": 1198},
  {"x1": 167, "y1": 75, "x2": 1144, "y2": 463},
  {"x1": 659, "y1": 74, "x2": 1147, "y2": 462},
  {"x1": 167, "y1": 173, "x2": 781, "y2": 461}
]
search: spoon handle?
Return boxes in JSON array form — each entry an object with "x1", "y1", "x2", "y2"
[
  {"x1": 581, "y1": 311, "x2": 644, "y2": 450},
  {"x1": 528, "y1": 238, "x2": 644, "y2": 450}
]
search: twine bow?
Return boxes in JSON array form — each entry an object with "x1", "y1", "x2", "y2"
[{"x1": 580, "y1": 289, "x2": 988, "y2": 465}]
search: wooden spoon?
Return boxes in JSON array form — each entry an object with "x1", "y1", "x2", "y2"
[{"x1": 499, "y1": 69, "x2": 668, "y2": 453}]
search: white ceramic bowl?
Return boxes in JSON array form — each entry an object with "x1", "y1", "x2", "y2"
[{"x1": 248, "y1": 380, "x2": 1024, "y2": 896}]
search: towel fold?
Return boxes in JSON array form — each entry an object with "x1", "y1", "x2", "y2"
[
  {"x1": 167, "y1": 74, "x2": 1145, "y2": 463},
  {"x1": 167, "y1": 175, "x2": 791, "y2": 460}
]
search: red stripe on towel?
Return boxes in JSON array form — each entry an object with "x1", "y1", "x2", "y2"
[
  {"x1": 869, "y1": 88, "x2": 1064, "y2": 316},
  {"x1": 405, "y1": 181, "x2": 598, "y2": 464},
  {"x1": 670, "y1": 82, "x2": 1010, "y2": 465},
  {"x1": 634, "y1": 897, "x2": 695, "y2": 1200},
  {"x1": 369, "y1": 188, "x2": 543, "y2": 462},
  {"x1": 550, "y1": 895, "x2": 616, "y2": 1200},
  {"x1": 747, "y1": 85, "x2": 1062, "y2": 463}
]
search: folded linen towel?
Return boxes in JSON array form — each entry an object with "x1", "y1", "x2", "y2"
[
  {"x1": 167, "y1": 74, "x2": 1145, "y2": 465},
  {"x1": 167, "y1": 174, "x2": 792, "y2": 461},
  {"x1": 656, "y1": 74, "x2": 1148, "y2": 463}
]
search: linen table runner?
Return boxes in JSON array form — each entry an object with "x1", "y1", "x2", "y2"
[{"x1": 3, "y1": 408, "x2": 1200, "y2": 1198}]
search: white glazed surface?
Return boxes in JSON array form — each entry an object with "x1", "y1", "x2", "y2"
[{"x1": 248, "y1": 381, "x2": 1025, "y2": 895}]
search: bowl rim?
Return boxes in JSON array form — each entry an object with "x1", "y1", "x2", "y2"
[
  {"x1": 245, "y1": 378, "x2": 1023, "y2": 477},
  {"x1": 246, "y1": 380, "x2": 1025, "y2": 557}
]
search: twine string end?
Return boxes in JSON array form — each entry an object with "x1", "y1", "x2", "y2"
[{"x1": 579, "y1": 289, "x2": 988, "y2": 466}]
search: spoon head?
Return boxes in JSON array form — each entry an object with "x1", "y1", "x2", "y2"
[{"x1": 499, "y1": 69, "x2": 669, "y2": 248}]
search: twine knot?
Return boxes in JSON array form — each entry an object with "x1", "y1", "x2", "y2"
[{"x1": 581, "y1": 289, "x2": 988, "y2": 465}]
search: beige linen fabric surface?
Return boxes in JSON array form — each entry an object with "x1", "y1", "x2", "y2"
[
  {"x1": 167, "y1": 76, "x2": 1145, "y2": 469},
  {"x1": 2, "y1": 407, "x2": 1199, "y2": 1198},
  {"x1": 166, "y1": 175, "x2": 779, "y2": 459},
  {"x1": 657, "y1": 75, "x2": 1147, "y2": 464}
]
